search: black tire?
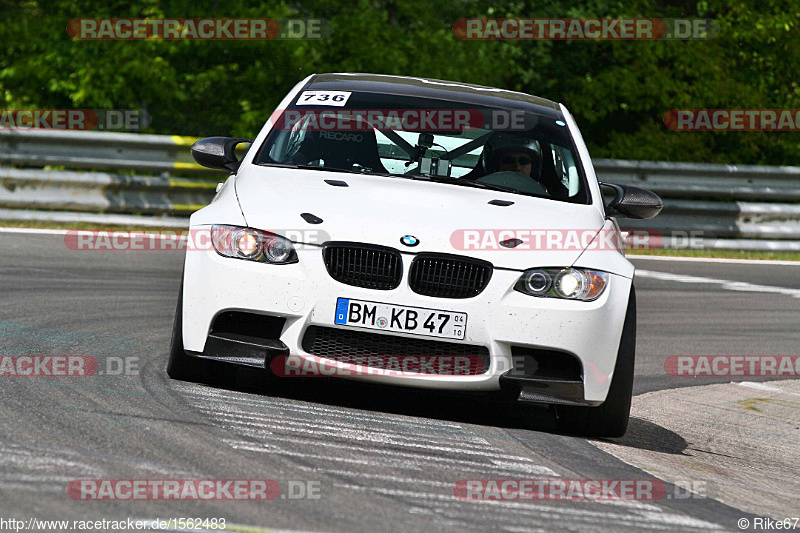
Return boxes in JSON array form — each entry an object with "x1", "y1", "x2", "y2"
[
  {"x1": 166, "y1": 283, "x2": 216, "y2": 383},
  {"x1": 555, "y1": 286, "x2": 636, "y2": 438}
]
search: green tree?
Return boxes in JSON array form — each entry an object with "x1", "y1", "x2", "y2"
[{"x1": 1, "y1": 0, "x2": 798, "y2": 164}]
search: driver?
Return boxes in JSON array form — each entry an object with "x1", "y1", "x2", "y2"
[
  {"x1": 481, "y1": 132, "x2": 568, "y2": 198},
  {"x1": 482, "y1": 133, "x2": 542, "y2": 178}
]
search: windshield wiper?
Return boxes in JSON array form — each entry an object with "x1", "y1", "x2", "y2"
[
  {"x1": 259, "y1": 162, "x2": 351, "y2": 174},
  {"x1": 259, "y1": 162, "x2": 395, "y2": 177},
  {"x1": 410, "y1": 175, "x2": 519, "y2": 193}
]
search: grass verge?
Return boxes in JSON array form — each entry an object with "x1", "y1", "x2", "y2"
[
  {"x1": 0, "y1": 220, "x2": 185, "y2": 232},
  {"x1": 628, "y1": 248, "x2": 800, "y2": 261}
]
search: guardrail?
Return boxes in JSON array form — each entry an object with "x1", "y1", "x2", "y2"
[
  {"x1": 1, "y1": 130, "x2": 799, "y2": 249},
  {"x1": 0, "y1": 167, "x2": 216, "y2": 215},
  {"x1": 0, "y1": 129, "x2": 215, "y2": 175},
  {"x1": 593, "y1": 159, "x2": 800, "y2": 202},
  {"x1": 594, "y1": 159, "x2": 800, "y2": 248}
]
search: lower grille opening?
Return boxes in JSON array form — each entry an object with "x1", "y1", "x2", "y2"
[
  {"x1": 210, "y1": 311, "x2": 286, "y2": 343},
  {"x1": 510, "y1": 346, "x2": 582, "y2": 381},
  {"x1": 302, "y1": 326, "x2": 490, "y2": 375}
]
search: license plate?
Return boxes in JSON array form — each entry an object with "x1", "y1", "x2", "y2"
[{"x1": 334, "y1": 298, "x2": 467, "y2": 340}]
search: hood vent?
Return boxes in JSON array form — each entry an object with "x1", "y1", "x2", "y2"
[{"x1": 301, "y1": 213, "x2": 323, "y2": 224}]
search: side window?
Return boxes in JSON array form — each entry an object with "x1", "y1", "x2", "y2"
[{"x1": 550, "y1": 144, "x2": 580, "y2": 197}]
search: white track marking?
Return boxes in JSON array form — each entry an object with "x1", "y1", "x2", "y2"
[
  {"x1": 0, "y1": 227, "x2": 71, "y2": 236},
  {"x1": 634, "y1": 511, "x2": 725, "y2": 529},
  {"x1": 202, "y1": 415, "x2": 275, "y2": 435},
  {"x1": 439, "y1": 506, "x2": 714, "y2": 533},
  {"x1": 222, "y1": 437, "x2": 557, "y2": 476},
  {"x1": 195, "y1": 395, "x2": 544, "y2": 441},
  {"x1": 0, "y1": 473, "x2": 77, "y2": 482},
  {"x1": 738, "y1": 382, "x2": 783, "y2": 391},
  {"x1": 428, "y1": 500, "x2": 693, "y2": 528},
  {"x1": 737, "y1": 381, "x2": 800, "y2": 395},
  {"x1": 487, "y1": 460, "x2": 563, "y2": 474},
  {"x1": 176, "y1": 373, "x2": 729, "y2": 530},
  {"x1": 294, "y1": 466, "x2": 454, "y2": 487},
  {"x1": 222, "y1": 422, "x2": 512, "y2": 458},
  {"x1": 636, "y1": 269, "x2": 800, "y2": 298},
  {"x1": 592, "y1": 498, "x2": 662, "y2": 511},
  {"x1": 177, "y1": 384, "x2": 717, "y2": 531},
  {"x1": 224, "y1": 434, "x2": 554, "y2": 473},
  {"x1": 180, "y1": 385, "x2": 466, "y2": 428},
  {"x1": 191, "y1": 398, "x2": 461, "y2": 429},
  {"x1": 416, "y1": 506, "x2": 683, "y2": 533},
  {"x1": 197, "y1": 403, "x2": 473, "y2": 437},
  {"x1": 225, "y1": 441, "x2": 426, "y2": 469},
  {"x1": 333, "y1": 484, "x2": 722, "y2": 529},
  {"x1": 199, "y1": 407, "x2": 490, "y2": 449},
  {"x1": 0, "y1": 227, "x2": 182, "y2": 237},
  {"x1": 0, "y1": 481, "x2": 63, "y2": 493}
]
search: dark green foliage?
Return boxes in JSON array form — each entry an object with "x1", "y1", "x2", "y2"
[{"x1": 2, "y1": 0, "x2": 798, "y2": 164}]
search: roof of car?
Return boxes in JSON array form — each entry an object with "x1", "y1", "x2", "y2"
[{"x1": 305, "y1": 73, "x2": 564, "y2": 119}]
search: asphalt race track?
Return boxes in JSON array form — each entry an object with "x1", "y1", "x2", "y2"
[{"x1": 1, "y1": 230, "x2": 797, "y2": 532}]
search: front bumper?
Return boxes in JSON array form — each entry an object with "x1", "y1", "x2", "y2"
[{"x1": 181, "y1": 234, "x2": 632, "y2": 404}]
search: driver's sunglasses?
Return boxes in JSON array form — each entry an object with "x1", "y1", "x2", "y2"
[{"x1": 500, "y1": 155, "x2": 533, "y2": 166}]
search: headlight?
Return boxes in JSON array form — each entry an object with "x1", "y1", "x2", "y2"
[
  {"x1": 523, "y1": 270, "x2": 552, "y2": 296},
  {"x1": 554, "y1": 269, "x2": 584, "y2": 298},
  {"x1": 211, "y1": 225, "x2": 298, "y2": 264},
  {"x1": 514, "y1": 268, "x2": 608, "y2": 301}
]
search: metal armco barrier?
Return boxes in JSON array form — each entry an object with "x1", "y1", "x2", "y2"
[
  {"x1": 0, "y1": 130, "x2": 799, "y2": 249},
  {"x1": 593, "y1": 159, "x2": 800, "y2": 201},
  {"x1": 0, "y1": 167, "x2": 217, "y2": 216},
  {"x1": 593, "y1": 159, "x2": 800, "y2": 246},
  {"x1": 0, "y1": 129, "x2": 215, "y2": 174}
]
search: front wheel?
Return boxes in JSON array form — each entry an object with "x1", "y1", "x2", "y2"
[{"x1": 555, "y1": 286, "x2": 636, "y2": 438}]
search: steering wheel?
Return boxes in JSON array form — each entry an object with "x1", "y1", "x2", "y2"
[{"x1": 475, "y1": 171, "x2": 548, "y2": 195}]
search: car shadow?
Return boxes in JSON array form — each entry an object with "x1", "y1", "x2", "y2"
[
  {"x1": 203, "y1": 367, "x2": 564, "y2": 435},
  {"x1": 594, "y1": 416, "x2": 690, "y2": 454},
  {"x1": 179, "y1": 362, "x2": 691, "y2": 445}
]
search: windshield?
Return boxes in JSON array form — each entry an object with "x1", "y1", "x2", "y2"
[{"x1": 255, "y1": 91, "x2": 590, "y2": 203}]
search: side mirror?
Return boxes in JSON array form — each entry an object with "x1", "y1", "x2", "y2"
[
  {"x1": 600, "y1": 183, "x2": 663, "y2": 220},
  {"x1": 191, "y1": 137, "x2": 251, "y2": 172}
]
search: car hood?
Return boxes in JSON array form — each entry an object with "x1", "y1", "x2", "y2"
[{"x1": 235, "y1": 166, "x2": 606, "y2": 270}]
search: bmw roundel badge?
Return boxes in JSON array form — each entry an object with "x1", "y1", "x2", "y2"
[{"x1": 400, "y1": 235, "x2": 419, "y2": 247}]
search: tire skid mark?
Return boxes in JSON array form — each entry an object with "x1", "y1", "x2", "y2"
[{"x1": 174, "y1": 382, "x2": 722, "y2": 532}]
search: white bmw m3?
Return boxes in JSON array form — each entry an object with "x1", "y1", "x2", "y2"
[{"x1": 167, "y1": 73, "x2": 662, "y2": 437}]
